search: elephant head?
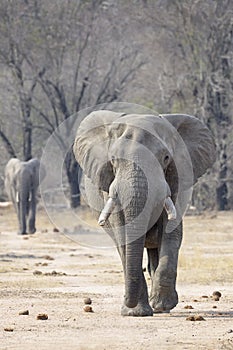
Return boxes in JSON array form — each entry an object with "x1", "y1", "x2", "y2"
[{"x1": 74, "y1": 110, "x2": 216, "y2": 310}]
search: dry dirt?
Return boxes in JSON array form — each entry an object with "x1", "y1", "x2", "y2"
[{"x1": 0, "y1": 205, "x2": 233, "y2": 350}]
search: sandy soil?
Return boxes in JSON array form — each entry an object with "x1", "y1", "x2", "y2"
[{"x1": 0, "y1": 206, "x2": 233, "y2": 350}]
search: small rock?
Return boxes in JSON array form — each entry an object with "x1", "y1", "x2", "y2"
[
  {"x1": 41, "y1": 255, "x2": 54, "y2": 260},
  {"x1": 193, "y1": 299, "x2": 198, "y2": 302},
  {"x1": 44, "y1": 270, "x2": 67, "y2": 276},
  {"x1": 186, "y1": 316, "x2": 195, "y2": 321},
  {"x1": 194, "y1": 315, "x2": 205, "y2": 321},
  {"x1": 201, "y1": 295, "x2": 208, "y2": 298},
  {"x1": 212, "y1": 305, "x2": 217, "y2": 309},
  {"x1": 37, "y1": 313, "x2": 48, "y2": 320},
  {"x1": 84, "y1": 297, "x2": 92, "y2": 305},
  {"x1": 53, "y1": 227, "x2": 59, "y2": 232},
  {"x1": 212, "y1": 291, "x2": 221, "y2": 301},
  {"x1": 227, "y1": 329, "x2": 233, "y2": 334},
  {"x1": 4, "y1": 327, "x2": 14, "y2": 332},
  {"x1": 83, "y1": 305, "x2": 93, "y2": 313},
  {"x1": 50, "y1": 270, "x2": 59, "y2": 276},
  {"x1": 186, "y1": 315, "x2": 205, "y2": 321},
  {"x1": 184, "y1": 305, "x2": 194, "y2": 309},
  {"x1": 33, "y1": 270, "x2": 43, "y2": 276},
  {"x1": 19, "y1": 310, "x2": 29, "y2": 315}
]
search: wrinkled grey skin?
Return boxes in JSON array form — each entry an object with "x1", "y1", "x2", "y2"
[
  {"x1": 4, "y1": 158, "x2": 46, "y2": 235},
  {"x1": 74, "y1": 111, "x2": 216, "y2": 317}
]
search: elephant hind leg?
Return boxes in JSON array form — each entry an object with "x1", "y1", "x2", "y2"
[
  {"x1": 147, "y1": 248, "x2": 159, "y2": 305},
  {"x1": 147, "y1": 248, "x2": 159, "y2": 278}
]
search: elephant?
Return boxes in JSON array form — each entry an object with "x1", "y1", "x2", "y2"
[
  {"x1": 4, "y1": 158, "x2": 46, "y2": 235},
  {"x1": 73, "y1": 110, "x2": 216, "y2": 316}
]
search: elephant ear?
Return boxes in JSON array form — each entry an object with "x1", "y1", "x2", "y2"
[
  {"x1": 73, "y1": 110, "x2": 124, "y2": 192},
  {"x1": 163, "y1": 114, "x2": 216, "y2": 185}
]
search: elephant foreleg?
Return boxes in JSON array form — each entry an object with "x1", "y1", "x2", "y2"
[
  {"x1": 116, "y1": 244, "x2": 152, "y2": 317},
  {"x1": 121, "y1": 269, "x2": 153, "y2": 317},
  {"x1": 150, "y1": 220, "x2": 182, "y2": 313},
  {"x1": 18, "y1": 199, "x2": 27, "y2": 235}
]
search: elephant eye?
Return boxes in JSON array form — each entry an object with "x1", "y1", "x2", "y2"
[
  {"x1": 110, "y1": 155, "x2": 116, "y2": 165},
  {"x1": 163, "y1": 155, "x2": 170, "y2": 166}
]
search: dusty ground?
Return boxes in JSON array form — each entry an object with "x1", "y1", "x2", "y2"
[{"x1": 0, "y1": 205, "x2": 233, "y2": 350}]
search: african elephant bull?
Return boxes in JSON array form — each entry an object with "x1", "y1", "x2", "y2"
[
  {"x1": 4, "y1": 158, "x2": 46, "y2": 235},
  {"x1": 73, "y1": 110, "x2": 216, "y2": 316}
]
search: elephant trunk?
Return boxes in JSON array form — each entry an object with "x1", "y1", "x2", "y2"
[
  {"x1": 122, "y1": 168, "x2": 148, "y2": 308},
  {"x1": 124, "y1": 235, "x2": 145, "y2": 308}
]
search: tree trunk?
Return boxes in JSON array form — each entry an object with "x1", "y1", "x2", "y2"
[
  {"x1": 64, "y1": 148, "x2": 81, "y2": 208},
  {"x1": 216, "y1": 132, "x2": 228, "y2": 210},
  {"x1": 23, "y1": 119, "x2": 32, "y2": 161},
  {"x1": 205, "y1": 59, "x2": 231, "y2": 211}
]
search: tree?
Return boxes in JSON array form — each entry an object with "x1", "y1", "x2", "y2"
[
  {"x1": 144, "y1": 0, "x2": 233, "y2": 210},
  {"x1": 0, "y1": 0, "x2": 145, "y2": 207},
  {"x1": 0, "y1": 0, "x2": 44, "y2": 160}
]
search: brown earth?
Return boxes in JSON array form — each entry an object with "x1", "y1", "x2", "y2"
[{"x1": 0, "y1": 205, "x2": 233, "y2": 350}]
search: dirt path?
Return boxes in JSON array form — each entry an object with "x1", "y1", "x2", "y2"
[{"x1": 0, "y1": 207, "x2": 233, "y2": 349}]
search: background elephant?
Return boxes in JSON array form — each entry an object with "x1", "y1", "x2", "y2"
[
  {"x1": 4, "y1": 158, "x2": 46, "y2": 235},
  {"x1": 73, "y1": 110, "x2": 216, "y2": 316}
]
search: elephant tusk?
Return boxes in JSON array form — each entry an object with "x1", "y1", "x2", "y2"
[
  {"x1": 164, "y1": 197, "x2": 177, "y2": 221},
  {"x1": 98, "y1": 197, "x2": 116, "y2": 226}
]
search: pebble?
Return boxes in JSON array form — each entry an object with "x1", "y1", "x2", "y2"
[
  {"x1": 84, "y1": 297, "x2": 92, "y2": 305},
  {"x1": 83, "y1": 305, "x2": 93, "y2": 313}
]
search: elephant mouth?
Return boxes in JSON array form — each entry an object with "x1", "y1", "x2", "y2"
[{"x1": 98, "y1": 195, "x2": 176, "y2": 226}]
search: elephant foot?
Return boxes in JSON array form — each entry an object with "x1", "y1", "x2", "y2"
[
  {"x1": 18, "y1": 231, "x2": 28, "y2": 235},
  {"x1": 29, "y1": 228, "x2": 36, "y2": 234},
  {"x1": 121, "y1": 303, "x2": 153, "y2": 317},
  {"x1": 153, "y1": 309, "x2": 170, "y2": 314},
  {"x1": 150, "y1": 288, "x2": 178, "y2": 313}
]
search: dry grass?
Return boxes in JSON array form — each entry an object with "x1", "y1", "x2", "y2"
[
  {"x1": 1, "y1": 205, "x2": 232, "y2": 285},
  {"x1": 178, "y1": 212, "x2": 233, "y2": 283}
]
